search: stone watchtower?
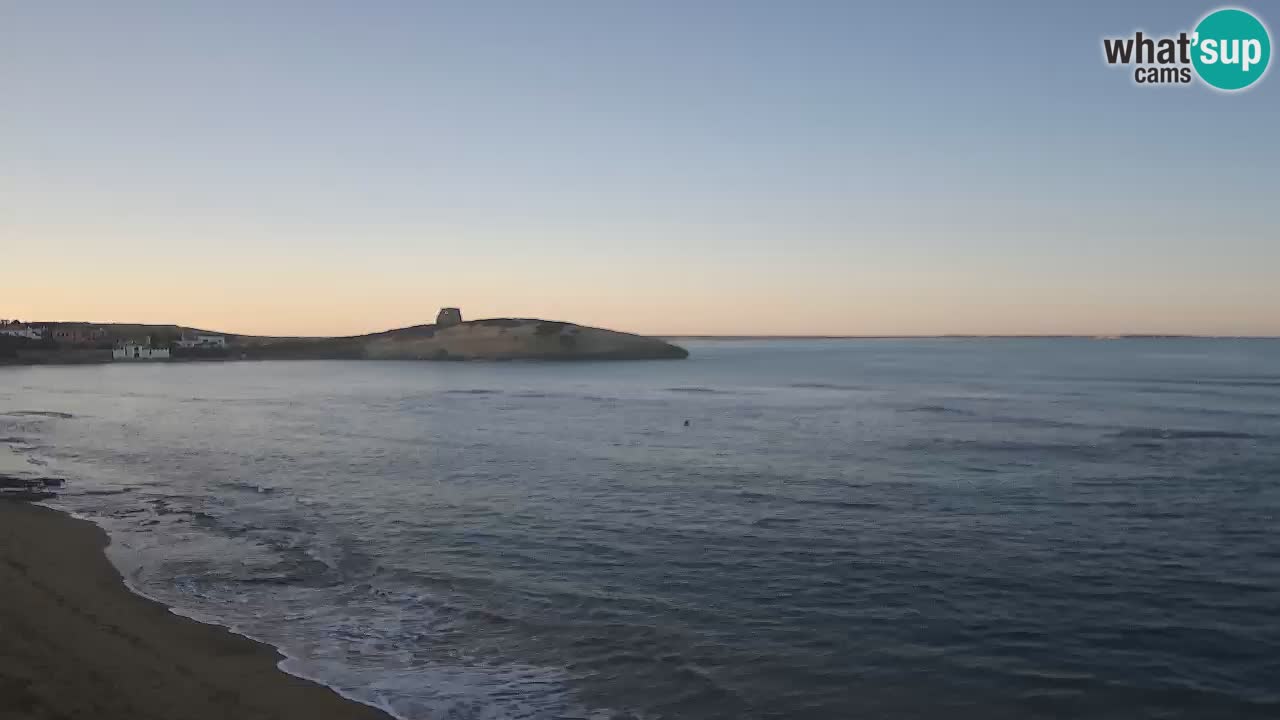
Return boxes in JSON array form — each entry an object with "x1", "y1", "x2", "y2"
[{"x1": 436, "y1": 307, "x2": 462, "y2": 327}]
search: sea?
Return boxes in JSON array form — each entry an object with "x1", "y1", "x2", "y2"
[{"x1": 2, "y1": 338, "x2": 1278, "y2": 720}]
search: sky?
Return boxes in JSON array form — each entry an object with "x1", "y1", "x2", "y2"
[{"x1": 3, "y1": 0, "x2": 1277, "y2": 336}]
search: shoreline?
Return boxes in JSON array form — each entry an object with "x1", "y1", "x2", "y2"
[{"x1": 0, "y1": 502, "x2": 396, "y2": 720}]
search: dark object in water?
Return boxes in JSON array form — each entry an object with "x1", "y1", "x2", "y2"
[
  {"x1": 0, "y1": 475, "x2": 38, "y2": 489},
  {"x1": 0, "y1": 488, "x2": 57, "y2": 502},
  {"x1": 0, "y1": 474, "x2": 66, "y2": 488}
]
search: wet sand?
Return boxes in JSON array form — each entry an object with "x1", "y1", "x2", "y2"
[{"x1": 0, "y1": 502, "x2": 394, "y2": 720}]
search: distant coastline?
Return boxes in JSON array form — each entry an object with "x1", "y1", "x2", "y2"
[
  {"x1": 0, "y1": 310, "x2": 689, "y2": 365},
  {"x1": 6, "y1": 317, "x2": 1276, "y2": 368}
]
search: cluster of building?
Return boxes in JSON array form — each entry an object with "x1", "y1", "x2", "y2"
[
  {"x1": 114, "y1": 334, "x2": 227, "y2": 361},
  {"x1": 175, "y1": 334, "x2": 228, "y2": 349},
  {"x1": 0, "y1": 321, "x2": 110, "y2": 345},
  {"x1": 0, "y1": 322, "x2": 50, "y2": 340},
  {"x1": 113, "y1": 340, "x2": 172, "y2": 360},
  {"x1": 112, "y1": 333, "x2": 227, "y2": 360},
  {"x1": 1, "y1": 321, "x2": 227, "y2": 362}
]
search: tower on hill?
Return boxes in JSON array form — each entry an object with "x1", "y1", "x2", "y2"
[{"x1": 436, "y1": 307, "x2": 462, "y2": 327}]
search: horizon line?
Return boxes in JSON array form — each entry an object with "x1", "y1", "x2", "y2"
[{"x1": 11, "y1": 320, "x2": 1280, "y2": 341}]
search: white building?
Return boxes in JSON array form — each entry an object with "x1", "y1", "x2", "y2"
[
  {"x1": 113, "y1": 339, "x2": 171, "y2": 361},
  {"x1": 176, "y1": 334, "x2": 227, "y2": 349},
  {"x1": 0, "y1": 325, "x2": 43, "y2": 340}
]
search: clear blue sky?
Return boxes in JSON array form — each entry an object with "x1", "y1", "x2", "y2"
[{"x1": 3, "y1": 1, "x2": 1277, "y2": 335}]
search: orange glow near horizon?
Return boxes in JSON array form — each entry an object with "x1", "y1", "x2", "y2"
[{"x1": 6, "y1": 250, "x2": 1279, "y2": 338}]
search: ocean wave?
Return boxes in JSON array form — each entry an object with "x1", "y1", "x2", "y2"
[
  {"x1": 234, "y1": 558, "x2": 337, "y2": 586},
  {"x1": 900, "y1": 438, "x2": 1091, "y2": 455},
  {"x1": 511, "y1": 391, "x2": 615, "y2": 404},
  {"x1": 906, "y1": 405, "x2": 978, "y2": 417},
  {"x1": 1111, "y1": 428, "x2": 1262, "y2": 441},
  {"x1": 1157, "y1": 378, "x2": 1280, "y2": 389},
  {"x1": 751, "y1": 516, "x2": 801, "y2": 527},
  {"x1": 790, "y1": 497, "x2": 890, "y2": 510},
  {"x1": 3, "y1": 410, "x2": 75, "y2": 419},
  {"x1": 986, "y1": 415, "x2": 1094, "y2": 429},
  {"x1": 788, "y1": 382, "x2": 867, "y2": 392},
  {"x1": 215, "y1": 480, "x2": 278, "y2": 495}
]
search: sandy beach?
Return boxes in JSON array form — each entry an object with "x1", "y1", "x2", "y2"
[{"x1": 0, "y1": 502, "x2": 393, "y2": 720}]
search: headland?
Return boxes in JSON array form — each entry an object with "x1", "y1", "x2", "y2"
[{"x1": 0, "y1": 308, "x2": 688, "y2": 364}]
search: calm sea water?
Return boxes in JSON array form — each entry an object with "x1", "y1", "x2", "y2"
[{"x1": 2, "y1": 339, "x2": 1279, "y2": 719}]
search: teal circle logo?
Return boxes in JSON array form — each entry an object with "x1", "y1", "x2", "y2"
[{"x1": 1192, "y1": 8, "x2": 1271, "y2": 90}]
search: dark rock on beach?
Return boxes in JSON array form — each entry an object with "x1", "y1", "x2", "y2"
[{"x1": 0, "y1": 474, "x2": 65, "y2": 502}]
